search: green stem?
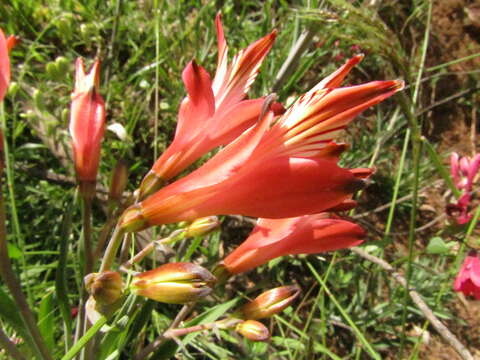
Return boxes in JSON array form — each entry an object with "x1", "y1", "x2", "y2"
[
  {"x1": 398, "y1": 2, "x2": 432, "y2": 357},
  {"x1": 82, "y1": 196, "x2": 93, "y2": 275},
  {"x1": 99, "y1": 224, "x2": 125, "y2": 272},
  {"x1": 61, "y1": 316, "x2": 108, "y2": 360}
]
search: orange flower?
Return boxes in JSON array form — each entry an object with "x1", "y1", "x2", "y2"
[
  {"x1": 139, "y1": 14, "x2": 277, "y2": 198},
  {"x1": 120, "y1": 57, "x2": 403, "y2": 232},
  {"x1": 69, "y1": 58, "x2": 106, "y2": 187},
  {"x1": 222, "y1": 214, "x2": 365, "y2": 274}
]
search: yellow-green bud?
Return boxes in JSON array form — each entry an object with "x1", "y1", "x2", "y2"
[
  {"x1": 131, "y1": 262, "x2": 216, "y2": 304},
  {"x1": 235, "y1": 320, "x2": 270, "y2": 342},
  {"x1": 85, "y1": 271, "x2": 124, "y2": 305},
  {"x1": 184, "y1": 216, "x2": 220, "y2": 237},
  {"x1": 7, "y1": 81, "x2": 19, "y2": 96},
  {"x1": 237, "y1": 285, "x2": 300, "y2": 320},
  {"x1": 55, "y1": 56, "x2": 70, "y2": 76}
]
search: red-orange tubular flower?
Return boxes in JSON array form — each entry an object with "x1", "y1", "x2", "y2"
[
  {"x1": 222, "y1": 214, "x2": 365, "y2": 274},
  {"x1": 121, "y1": 56, "x2": 404, "y2": 232},
  {"x1": 69, "y1": 58, "x2": 106, "y2": 190},
  {"x1": 138, "y1": 14, "x2": 277, "y2": 198}
]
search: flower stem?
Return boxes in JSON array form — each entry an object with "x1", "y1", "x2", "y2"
[
  {"x1": 82, "y1": 195, "x2": 93, "y2": 275},
  {"x1": 99, "y1": 224, "x2": 125, "y2": 272}
]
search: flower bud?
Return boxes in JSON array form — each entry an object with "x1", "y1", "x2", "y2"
[
  {"x1": 237, "y1": 285, "x2": 300, "y2": 320},
  {"x1": 131, "y1": 262, "x2": 216, "y2": 304},
  {"x1": 184, "y1": 216, "x2": 220, "y2": 237},
  {"x1": 235, "y1": 320, "x2": 270, "y2": 342},
  {"x1": 85, "y1": 271, "x2": 124, "y2": 305},
  {"x1": 109, "y1": 160, "x2": 128, "y2": 202}
]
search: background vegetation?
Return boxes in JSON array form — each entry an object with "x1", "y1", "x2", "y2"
[{"x1": 0, "y1": 0, "x2": 479, "y2": 359}]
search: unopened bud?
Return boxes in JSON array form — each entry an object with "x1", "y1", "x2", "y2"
[
  {"x1": 235, "y1": 320, "x2": 270, "y2": 342},
  {"x1": 131, "y1": 262, "x2": 216, "y2": 304},
  {"x1": 109, "y1": 160, "x2": 128, "y2": 202},
  {"x1": 184, "y1": 216, "x2": 220, "y2": 237},
  {"x1": 85, "y1": 271, "x2": 124, "y2": 305},
  {"x1": 238, "y1": 285, "x2": 300, "y2": 320},
  {"x1": 55, "y1": 56, "x2": 70, "y2": 75},
  {"x1": 7, "y1": 81, "x2": 19, "y2": 96}
]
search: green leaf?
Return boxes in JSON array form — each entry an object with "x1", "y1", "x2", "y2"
[
  {"x1": 7, "y1": 242, "x2": 22, "y2": 259},
  {"x1": 38, "y1": 292, "x2": 55, "y2": 351},
  {"x1": 426, "y1": 237, "x2": 449, "y2": 255}
]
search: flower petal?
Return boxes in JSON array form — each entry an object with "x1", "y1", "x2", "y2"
[
  {"x1": 0, "y1": 29, "x2": 10, "y2": 101},
  {"x1": 312, "y1": 54, "x2": 364, "y2": 91},
  {"x1": 212, "y1": 20, "x2": 276, "y2": 112},
  {"x1": 175, "y1": 60, "x2": 215, "y2": 142}
]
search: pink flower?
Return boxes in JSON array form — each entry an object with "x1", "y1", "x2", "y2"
[
  {"x1": 69, "y1": 58, "x2": 106, "y2": 186},
  {"x1": 222, "y1": 214, "x2": 365, "y2": 274},
  {"x1": 120, "y1": 57, "x2": 403, "y2": 232},
  {"x1": 450, "y1": 152, "x2": 480, "y2": 192},
  {"x1": 448, "y1": 152, "x2": 480, "y2": 224},
  {"x1": 454, "y1": 251, "x2": 480, "y2": 300},
  {"x1": 138, "y1": 14, "x2": 278, "y2": 198}
]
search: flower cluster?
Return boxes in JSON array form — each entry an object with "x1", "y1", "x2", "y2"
[
  {"x1": 112, "y1": 16, "x2": 403, "y2": 306},
  {"x1": 69, "y1": 16, "x2": 403, "y2": 339},
  {"x1": 447, "y1": 152, "x2": 480, "y2": 224}
]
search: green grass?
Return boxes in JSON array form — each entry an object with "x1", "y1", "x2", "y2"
[{"x1": 0, "y1": 0, "x2": 479, "y2": 359}]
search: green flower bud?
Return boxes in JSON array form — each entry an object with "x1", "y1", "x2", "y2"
[
  {"x1": 131, "y1": 262, "x2": 216, "y2": 304},
  {"x1": 184, "y1": 216, "x2": 220, "y2": 237},
  {"x1": 238, "y1": 285, "x2": 300, "y2": 320},
  {"x1": 235, "y1": 320, "x2": 270, "y2": 342},
  {"x1": 85, "y1": 271, "x2": 124, "y2": 305}
]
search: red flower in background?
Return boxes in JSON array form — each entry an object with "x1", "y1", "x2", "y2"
[
  {"x1": 222, "y1": 214, "x2": 365, "y2": 274},
  {"x1": 454, "y1": 251, "x2": 480, "y2": 300},
  {"x1": 120, "y1": 55, "x2": 403, "y2": 232},
  {"x1": 69, "y1": 58, "x2": 106, "y2": 187},
  {"x1": 139, "y1": 14, "x2": 278, "y2": 198},
  {"x1": 0, "y1": 30, "x2": 15, "y2": 102}
]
